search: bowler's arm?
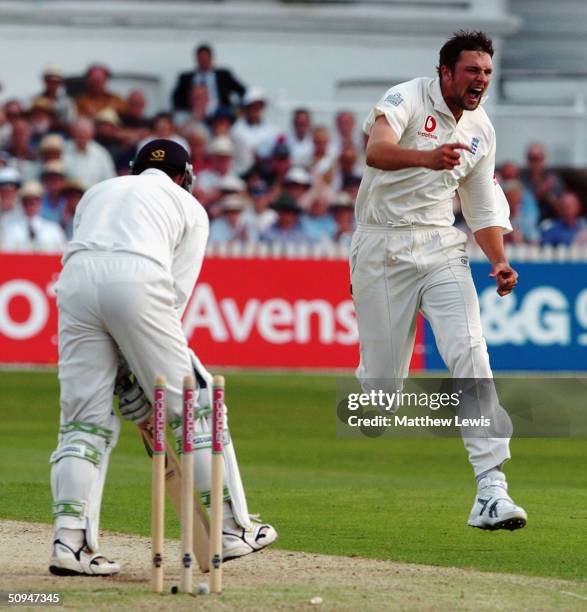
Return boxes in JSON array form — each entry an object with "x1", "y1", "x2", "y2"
[
  {"x1": 365, "y1": 115, "x2": 471, "y2": 171},
  {"x1": 474, "y1": 227, "x2": 518, "y2": 297}
]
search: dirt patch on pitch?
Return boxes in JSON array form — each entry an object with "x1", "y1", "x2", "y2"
[{"x1": 0, "y1": 520, "x2": 585, "y2": 611}]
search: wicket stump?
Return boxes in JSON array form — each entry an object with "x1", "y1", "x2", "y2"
[{"x1": 151, "y1": 376, "x2": 166, "y2": 593}]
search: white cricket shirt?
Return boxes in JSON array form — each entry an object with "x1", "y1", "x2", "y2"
[
  {"x1": 63, "y1": 168, "x2": 209, "y2": 314},
  {"x1": 356, "y1": 77, "x2": 511, "y2": 233}
]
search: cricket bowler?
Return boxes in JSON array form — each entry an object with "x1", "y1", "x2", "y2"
[
  {"x1": 49, "y1": 139, "x2": 276, "y2": 576},
  {"x1": 352, "y1": 31, "x2": 527, "y2": 530}
]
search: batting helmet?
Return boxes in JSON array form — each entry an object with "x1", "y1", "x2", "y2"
[{"x1": 131, "y1": 138, "x2": 193, "y2": 193}]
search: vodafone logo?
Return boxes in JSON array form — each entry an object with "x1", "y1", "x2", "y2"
[
  {"x1": 0, "y1": 280, "x2": 49, "y2": 340},
  {"x1": 418, "y1": 115, "x2": 438, "y2": 140},
  {"x1": 424, "y1": 115, "x2": 437, "y2": 133},
  {"x1": 183, "y1": 284, "x2": 357, "y2": 346}
]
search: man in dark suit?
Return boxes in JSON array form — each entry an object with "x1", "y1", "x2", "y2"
[{"x1": 172, "y1": 44, "x2": 246, "y2": 115}]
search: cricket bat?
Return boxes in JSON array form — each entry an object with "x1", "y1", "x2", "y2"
[{"x1": 140, "y1": 417, "x2": 210, "y2": 572}]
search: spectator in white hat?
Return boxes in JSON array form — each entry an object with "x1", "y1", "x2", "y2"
[
  {"x1": 40, "y1": 161, "x2": 67, "y2": 224},
  {"x1": 34, "y1": 64, "x2": 77, "y2": 126},
  {"x1": 231, "y1": 87, "x2": 278, "y2": 162},
  {"x1": 94, "y1": 108, "x2": 132, "y2": 172},
  {"x1": 59, "y1": 178, "x2": 86, "y2": 239},
  {"x1": 239, "y1": 179, "x2": 277, "y2": 242},
  {"x1": 194, "y1": 136, "x2": 237, "y2": 207},
  {"x1": 0, "y1": 167, "x2": 22, "y2": 222},
  {"x1": 208, "y1": 193, "x2": 249, "y2": 243},
  {"x1": 0, "y1": 180, "x2": 66, "y2": 253},
  {"x1": 329, "y1": 192, "x2": 356, "y2": 247},
  {"x1": 39, "y1": 134, "x2": 65, "y2": 163},
  {"x1": 209, "y1": 174, "x2": 248, "y2": 219},
  {"x1": 282, "y1": 166, "x2": 313, "y2": 204},
  {"x1": 28, "y1": 134, "x2": 65, "y2": 182},
  {"x1": 26, "y1": 97, "x2": 56, "y2": 148}
]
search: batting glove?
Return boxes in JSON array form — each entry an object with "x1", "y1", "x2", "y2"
[{"x1": 114, "y1": 360, "x2": 152, "y2": 425}]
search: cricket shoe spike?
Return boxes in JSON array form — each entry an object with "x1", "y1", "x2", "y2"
[
  {"x1": 49, "y1": 540, "x2": 120, "y2": 576},
  {"x1": 222, "y1": 516, "x2": 278, "y2": 561},
  {"x1": 467, "y1": 472, "x2": 527, "y2": 531}
]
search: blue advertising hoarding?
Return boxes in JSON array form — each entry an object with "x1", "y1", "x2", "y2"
[{"x1": 424, "y1": 263, "x2": 587, "y2": 371}]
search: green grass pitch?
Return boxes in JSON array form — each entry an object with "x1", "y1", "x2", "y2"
[{"x1": 1, "y1": 370, "x2": 586, "y2": 582}]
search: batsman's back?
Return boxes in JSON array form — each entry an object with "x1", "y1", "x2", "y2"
[{"x1": 63, "y1": 169, "x2": 208, "y2": 277}]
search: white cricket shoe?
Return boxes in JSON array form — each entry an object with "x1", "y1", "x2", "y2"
[
  {"x1": 49, "y1": 540, "x2": 120, "y2": 576},
  {"x1": 468, "y1": 472, "x2": 527, "y2": 531},
  {"x1": 223, "y1": 516, "x2": 278, "y2": 560}
]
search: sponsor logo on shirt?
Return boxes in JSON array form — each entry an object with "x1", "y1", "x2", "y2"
[
  {"x1": 417, "y1": 115, "x2": 438, "y2": 140},
  {"x1": 384, "y1": 92, "x2": 404, "y2": 107},
  {"x1": 471, "y1": 137, "x2": 480, "y2": 155}
]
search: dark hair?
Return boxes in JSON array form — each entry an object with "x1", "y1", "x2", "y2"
[
  {"x1": 85, "y1": 63, "x2": 112, "y2": 79},
  {"x1": 151, "y1": 112, "x2": 174, "y2": 128},
  {"x1": 437, "y1": 30, "x2": 494, "y2": 78},
  {"x1": 195, "y1": 44, "x2": 212, "y2": 56}
]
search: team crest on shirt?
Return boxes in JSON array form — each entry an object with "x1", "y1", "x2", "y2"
[
  {"x1": 470, "y1": 137, "x2": 480, "y2": 155},
  {"x1": 384, "y1": 92, "x2": 404, "y2": 107}
]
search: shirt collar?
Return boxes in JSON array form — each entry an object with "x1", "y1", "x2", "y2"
[
  {"x1": 141, "y1": 168, "x2": 171, "y2": 180},
  {"x1": 429, "y1": 78, "x2": 455, "y2": 118},
  {"x1": 429, "y1": 77, "x2": 490, "y2": 120}
]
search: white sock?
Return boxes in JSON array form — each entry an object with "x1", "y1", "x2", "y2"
[
  {"x1": 57, "y1": 528, "x2": 85, "y2": 550},
  {"x1": 222, "y1": 501, "x2": 240, "y2": 530},
  {"x1": 476, "y1": 467, "x2": 503, "y2": 485}
]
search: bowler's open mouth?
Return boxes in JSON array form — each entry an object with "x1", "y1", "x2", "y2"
[{"x1": 466, "y1": 87, "x2": 483, "y2": 104}]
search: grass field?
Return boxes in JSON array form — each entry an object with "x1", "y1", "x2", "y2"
[{"x1": 1, "y1": 369, "x2": 586, "y2": 607}]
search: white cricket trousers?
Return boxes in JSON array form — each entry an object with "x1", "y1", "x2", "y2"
[
  {"x1": 56, "y1": 251, "x2": 194, "y2": 427},
  {"x1": 350, "y1": 223, "x2": 511, "y2": 475}
]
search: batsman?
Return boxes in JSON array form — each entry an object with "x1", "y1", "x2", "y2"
[
  {"x1": 48, "y1": 139, "x2": 276, "y2": 576},
  {"x1": 352, "y1": 31, "x2": 527, "y2": 530}
]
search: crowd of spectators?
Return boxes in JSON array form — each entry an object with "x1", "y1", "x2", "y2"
[
  {"x1": 0, "y1": 43, "x2": 585, "y2": 253},
  {"x1": 493, "y1": 143, "x2": 587, "y2": 247}
]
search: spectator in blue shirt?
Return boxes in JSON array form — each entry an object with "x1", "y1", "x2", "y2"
[
  {"x1": 502, "y1": 180, "x2": 540, "y2": 245},
  {"x1": 260, "y1": 193, "x2": 313, "y2": 246},
  {"x1": 40, "y1": 161, "x2": 67, "y2": 225},
  {"x1": 300, "y1": 191, "x2": 336, "y2": 242},
  {"x1": 498, "y1": 161, "x2": 540, "y2": 233},
  {"x1": 208, "y1": 193, "x2": 248, "y2": 243},
  {"x1": 330, "y1": 192, "x2": 355, "y2": 247},
  {"x1": 520, "y1": 143, "x2": 564, "y2": 220},
  {"x1": 540, "y1": 192, "x2": 586, "y2": 246}
]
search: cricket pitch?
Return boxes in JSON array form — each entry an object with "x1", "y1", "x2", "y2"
[{"x1": 1, "y1": 520, "x2": 586, "y2": 611}]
